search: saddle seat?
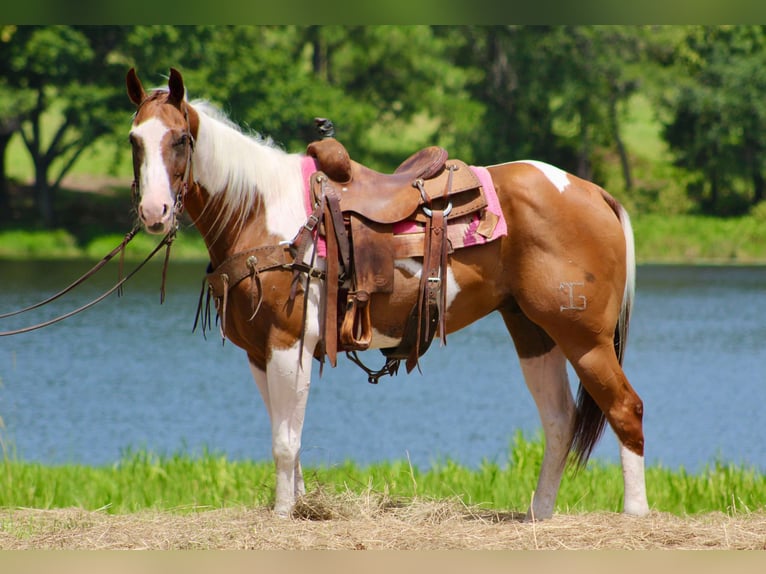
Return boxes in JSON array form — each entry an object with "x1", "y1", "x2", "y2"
[{"x1": 306, "y1": 138, "x2": 482, "y2": 224}]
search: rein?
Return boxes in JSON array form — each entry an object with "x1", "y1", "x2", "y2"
[{"x1": 0, "y1": 228, "x2": 177, "y2": 337}]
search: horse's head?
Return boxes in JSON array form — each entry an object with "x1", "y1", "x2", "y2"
[{"x1": 126, "y1": 68, "x2": 197, "y2": 235}]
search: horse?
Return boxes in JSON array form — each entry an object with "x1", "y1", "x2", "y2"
[{"x1": 125, "y1": 67, "x2": 649, "y2": 520}]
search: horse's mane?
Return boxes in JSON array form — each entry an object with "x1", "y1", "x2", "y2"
[{"x1": 189, "y1": 99, "x2": 306, "y2": 244}]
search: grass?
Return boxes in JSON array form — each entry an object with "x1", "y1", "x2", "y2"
[
  {"x1": 1, "y1": 433, "x2": 763, "y2": 516},
  {"x1": 631, "y1": 213, "x2": 766, "y2": 263}
]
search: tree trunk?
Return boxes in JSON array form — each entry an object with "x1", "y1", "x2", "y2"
[
  {"x1": 35, "y1": 161, "x2": 55, "y2": 228},
  {"x1": 753, "y1": 168, "x2": 765, "y2": 205},
  {"x1": 709, "y1": 169, "x2": 719, "y2": 212},
  {"x1": 308, "y1": 26, "x2": 328, "y2": 81},
  {"x1": 0, "y1": 132, "x2": 11, "y2": 218},
  {"x1": 609, "y1": 89, "x2": 633, "y2": 191},
  {"x1": 577, "y1": 112, "x2": 592, "y2": 182}
]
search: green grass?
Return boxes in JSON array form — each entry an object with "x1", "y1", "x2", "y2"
[
  {"x1": 1, "y1": 433, "x2": 763, "y2": 516},
  {"x1": 631, "y1": 213, "x2": 766, "y2": 263},
  {"x1": 0, "y1": 227, "x2": 208, "y2": 262}
]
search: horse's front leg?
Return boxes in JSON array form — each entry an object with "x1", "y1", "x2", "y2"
[
  {"x1": 249, "y1": 342, "x2": 313, "y2": 517},
  {"x1": 247, "y1": 281, "x2": 322, "y2": 517}
]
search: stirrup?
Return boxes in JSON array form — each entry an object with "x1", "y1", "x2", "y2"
[{"x1": 339, "y1": 290, "x2": 373, "y2": 350}]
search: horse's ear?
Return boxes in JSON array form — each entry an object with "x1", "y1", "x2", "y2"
[
  {"x1": 126, "y1": 68, "x2": 146, "y2": 107},
  {"x1": 167, "y1": 68, "x2": 185, "y2": 108}
]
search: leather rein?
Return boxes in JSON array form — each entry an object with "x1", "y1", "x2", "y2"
[{"x1": 0, "y1": 226, "x2": 176, "y2": 337}]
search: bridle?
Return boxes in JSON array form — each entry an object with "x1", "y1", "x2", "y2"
[
  {"x1": 130, "y1": 96, "x2": 196, "y2": 234},
  {"x1": 0, "y1": 100, "x2": 195, "y2": 337},
  {"x1": 129, "y1": 96, "x2": 196, "y2": 301}
]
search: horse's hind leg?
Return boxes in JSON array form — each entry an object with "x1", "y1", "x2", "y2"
[
  {"x1": 566, "y1": 342, "x2": 649, "y2": 516},
  {"x1": 502, "y1": 310, "x2": 575, "y2": 520}
]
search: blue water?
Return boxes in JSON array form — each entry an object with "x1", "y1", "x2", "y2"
[{"x1": 1, "y1": 260, "x2": 765, "y2": 473}]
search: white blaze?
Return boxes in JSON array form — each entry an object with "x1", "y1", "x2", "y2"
[{"x1": 130, "y1": 117, "x2": 174, "y2": 225}]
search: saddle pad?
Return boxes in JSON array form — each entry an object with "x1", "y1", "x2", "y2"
[{"x1": 300, "y1": 157, "x2": 507, "y2": 258}]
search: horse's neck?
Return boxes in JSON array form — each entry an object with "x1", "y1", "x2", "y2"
[{"x1": 187, "y1": 110, "x2": 308, "y2": 265}]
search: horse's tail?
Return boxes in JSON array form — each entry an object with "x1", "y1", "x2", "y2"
[{"x1": 570, "y1": 191, "x2": 636, "y2": 468}]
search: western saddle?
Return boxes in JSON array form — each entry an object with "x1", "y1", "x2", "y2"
[{"x1": 289, "y1": 134, "x2": 493, "y2": 382}]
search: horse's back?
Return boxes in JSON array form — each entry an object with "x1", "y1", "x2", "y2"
[{"x1": 489, "y1": 160, "x2": 627, "y2": 256}]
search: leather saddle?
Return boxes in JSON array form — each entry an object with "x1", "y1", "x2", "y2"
[{"x1": 294, "y1": 137, "x2": 489, "y2": 381}]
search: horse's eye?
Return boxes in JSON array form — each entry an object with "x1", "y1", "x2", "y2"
[{"x1": 174, "y1": 134, "x2": 188, "y2": 149}]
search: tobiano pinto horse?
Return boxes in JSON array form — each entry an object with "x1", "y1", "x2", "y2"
[{"x1": 126, "y1": 67, "x2": 649, "y2": 520}]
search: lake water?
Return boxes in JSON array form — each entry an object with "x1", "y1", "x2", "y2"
[{"x1": 1, "y1": 259, "x2": 765, "y2": 473}]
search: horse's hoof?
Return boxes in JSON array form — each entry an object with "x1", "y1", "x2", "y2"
[
  {"x1": 524, "y1": 510, "x2": 553, "y2": 522},
  {"x1": 623, "y1": 503, "x2": 651, "y2": 517},
  {"x1": 273, "y1": 506, "x2": 292, "y2": 519}
]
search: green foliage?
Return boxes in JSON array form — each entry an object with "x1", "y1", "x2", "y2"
[
  {"x1": 0, "y1": 449, "x2": 275, "y2": 512},
  {"x1": 5, "y1": 25, "x2": 766, "y2": 226},
  {"x1": 660, "y1": 25, "x2": 766, "y2": 213},
  {"x1": 646, "y1": 461, "x2": 766, "y2": 515}
]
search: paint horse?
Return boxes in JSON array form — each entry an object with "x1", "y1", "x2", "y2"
[{"x1": 126, "y1": 68, "x2": 649, "y2": 520}]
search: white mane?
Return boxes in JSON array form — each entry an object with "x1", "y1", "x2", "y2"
[{"x1": 189, "y1": 99, "x2": 307, "y2": 242}]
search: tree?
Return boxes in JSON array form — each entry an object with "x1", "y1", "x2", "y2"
[
  {"x1": 660, "y1": 26, "x2": 766, "y2": 214},
  {"x1": 0, "y1": 77, "x2": 32, "y2": 218},
  {"x1": 1, "y1": 26, "x2": 131, "y2": 227},
  {"x1": 448, "y1": 26, "x2": 652, "y2": 190},
  {"x1": 548, "y1": 26, "x2": 652, "y2": 188},
  {"x1": 300, "y1": 26, "x2": 483, "y2": 167},
  {"x1": 157, "y1": 26, "x2": 481, "y2": 172},
  {"x1": 0, "y1": 26, "x2": 35, "y2": 218}
]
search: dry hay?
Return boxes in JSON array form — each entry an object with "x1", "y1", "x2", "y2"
[{"x1": 1, "y1": 489, "x2": 766, "y2": 550}]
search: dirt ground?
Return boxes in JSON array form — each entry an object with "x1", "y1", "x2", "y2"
[{"x1": 2, "y1": 491, "x2": 766, "y2": 550}]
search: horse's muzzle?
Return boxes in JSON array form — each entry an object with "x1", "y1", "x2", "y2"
[{"x1": 139, "y1": 200, "x2": 174, "y2": 234}]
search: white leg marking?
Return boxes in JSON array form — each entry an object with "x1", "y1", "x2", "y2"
[
  {"x1": 264, "y1": 343, "x2": 313, "y2": 517},
  {"x1": 620, "y1": 442, "x2": 650, "y2": 516},
  {"x1": 519, "y1": 347, "x2": 574, "y2": 520},
  {"x1": 249, "y1": 358, "x2": 272, "y2": 420},
  {"x1": 249, "y1": 357, "x2": 306, "y2": 512},
  {"x1": 247, "y1": 282, "x2": 320, "y2": 518}
]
